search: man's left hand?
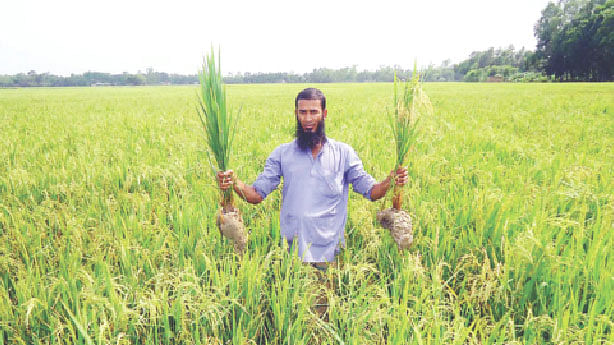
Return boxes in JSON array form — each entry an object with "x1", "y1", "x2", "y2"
[
  {"x1": 370, "y1": 166, "x2": 409, "y2": 201},
  {"x1": 391, "y1": 166, "x2": 409, "y2": 186}
]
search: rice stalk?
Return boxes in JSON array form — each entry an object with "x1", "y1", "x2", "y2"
[
  {"x1": 377, "y1": 62, "x2": 432, "y2": 251},
  {"x1": 196, "y1": 47, "x2": 246, "y2": 253},
  {"x1": 390, "y1": 61, "x2": 432, "y2": 210},
  {"x1": 196, "y1": 47, "x2": 239, "y2": 212}
]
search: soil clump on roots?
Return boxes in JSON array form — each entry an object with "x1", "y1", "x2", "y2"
[
  {"x1": 377, "y1": 208, "x2": 413, "y2": 250},
  {"x1": 216, "y1": 208, "x2": 247, "y2": 254}
]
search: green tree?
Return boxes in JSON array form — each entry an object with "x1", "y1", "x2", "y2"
[
  {"x1": 126, "y1": 74, "x2": 146, "y2": 86},
  {"x1": 535, "y1": 0, "x2": 613, "y2": 80}
]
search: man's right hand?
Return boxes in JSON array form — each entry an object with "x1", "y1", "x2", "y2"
[
  {"x1": 217, "y1": 170, "x2": 234, "y2": 190},
  {"x1": 216, "y1": 170, "x2": 264, "y2": 204}
]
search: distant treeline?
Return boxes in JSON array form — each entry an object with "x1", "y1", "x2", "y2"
[
  {"x1": 223, "y1": 47, "x2": 547, "y2": 83},
  {"x1": 0, "y1": 70, "x2": 196, "y2": 88},
  {"x1": 2, "y1": 0, "x2": 612, "y2": 87},
  {"x1": 0, "y1": 47, "x2": 547, "y2": 87},
  {"x1": 0, "y1": 48, "x2": 543, "y2": 88}
]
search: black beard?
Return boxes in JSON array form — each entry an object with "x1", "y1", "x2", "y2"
[{"x1": 296, "y1": 118, "x2": 326, "y2": 151}]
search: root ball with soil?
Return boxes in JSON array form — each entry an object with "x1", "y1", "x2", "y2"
[{"x1": 377, "y1": 208, "x2": 413, "y2": 250}]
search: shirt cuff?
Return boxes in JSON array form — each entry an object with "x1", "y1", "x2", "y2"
[
  {"x1": 364, "y1": 184, "x2": 375, "y2": 201},
  {"x1": 252, "y1": 184, "x2": 268, "y2": 200}
]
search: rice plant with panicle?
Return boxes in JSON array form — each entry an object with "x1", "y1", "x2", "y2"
[
  {"x1": 376, "y1": 62, "x2": 432, "y2": 250},
  {"x1": 390, "y1": 62, "x2": 432, "y2": 210}
]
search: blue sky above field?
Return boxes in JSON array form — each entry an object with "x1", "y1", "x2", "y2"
[{"x1": 1, "y1": 0, "x2": 551, "y2": 76}]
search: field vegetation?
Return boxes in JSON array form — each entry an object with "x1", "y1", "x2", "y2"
[{"x1": 1, "y1": 83, "x2": 613, "y2": 344}]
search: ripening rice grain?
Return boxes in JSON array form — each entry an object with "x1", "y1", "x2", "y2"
[
  {"x1": 389, "y1": 62, "x2": 432, "y2": 212},
  {"x1": 378, "y1": 63, "x2": 428, "y2": 251}
]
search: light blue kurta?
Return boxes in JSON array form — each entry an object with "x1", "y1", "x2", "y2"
[{"x1": 252, "y1": 138, "x2": 376, "y2": 262}]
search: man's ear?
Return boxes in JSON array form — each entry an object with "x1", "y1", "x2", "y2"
[{"x1": 323, "y1": 109, "x2": 327, "y2": 120}]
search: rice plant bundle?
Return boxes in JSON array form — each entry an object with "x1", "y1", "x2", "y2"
[
  {"x1": 378, "y1": 62, "x2": 432, "y2": 250},
  {"x1": 197, "y1": 48, "x2": 246, "y2": 253}
]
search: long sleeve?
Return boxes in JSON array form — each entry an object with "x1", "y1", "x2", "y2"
[
  {"x1": 344, "y1": 147, "x2": 376, "y2": 200},
  {"x1": 252, "y1": 146, "x2": 282, "y2": 199}
]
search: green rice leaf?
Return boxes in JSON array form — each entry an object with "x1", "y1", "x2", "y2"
[
  {"x1": 197, "y1": 47, "x2": 240, "y2": 173},
  {"x1": 62, "y1": 302, "x2": 95, "y2": 345}
]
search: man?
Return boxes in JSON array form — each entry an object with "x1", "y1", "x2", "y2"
[{"x1": 217, "y1": 87, "x2": 408, "y2": 263}]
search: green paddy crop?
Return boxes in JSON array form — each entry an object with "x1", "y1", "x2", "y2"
[{"x1": 0, "y1": 82, "x2": 613, "y2": 344}]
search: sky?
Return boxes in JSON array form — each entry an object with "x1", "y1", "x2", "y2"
[{"x1": 0, "y1": 0, "x2": 552, "y2": 76}]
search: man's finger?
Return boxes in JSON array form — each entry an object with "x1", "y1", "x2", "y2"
[
  {"x1": 394, "y1": 173, "x2": 408, "y2": 185},
  {"x1": 217, "y1": 169, "x2": 236, "y2": 190}
]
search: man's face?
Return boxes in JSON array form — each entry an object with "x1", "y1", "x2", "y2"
[{"x1": 295, "y1": 99, "x2": 327, "y2": 132}]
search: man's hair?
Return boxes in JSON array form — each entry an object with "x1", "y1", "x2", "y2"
[{"x1": 295, "y1": 88, "x2": 326, "y2": 111}]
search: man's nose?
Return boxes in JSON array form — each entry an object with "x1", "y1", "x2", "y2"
[{"x1": 303, "y1": 113, "x2": 315, "y2": 120}]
